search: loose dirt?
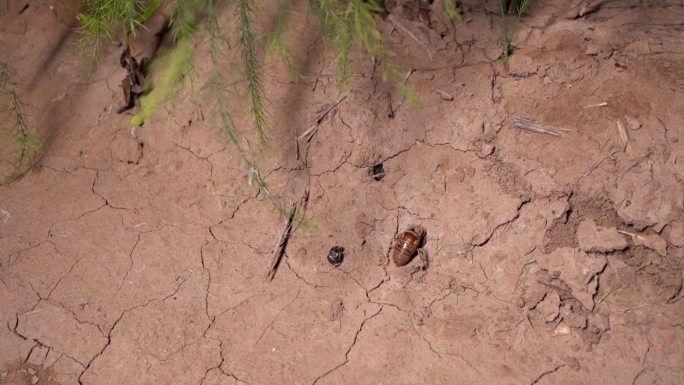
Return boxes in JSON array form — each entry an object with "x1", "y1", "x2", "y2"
[{"x1": 1, "y1": 1, "x2": 683, "y2": 384}]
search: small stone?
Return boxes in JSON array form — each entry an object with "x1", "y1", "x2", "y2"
[
  {"x1": 554, "y1": 323, "x2": 571, "y2": 336},
  {"x1": 576, "y1": 219, "x2": 628, "y2": 253},
  {"x1": 31, "y1": 375, "x2": 40, "y2": 385},
  {"x1": 477, "y1": 143, "x2": 495, "y2": 159}
]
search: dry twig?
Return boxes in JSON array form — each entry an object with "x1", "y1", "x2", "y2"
[
  {"x1": 583, "y1": 149, "x2": 618, "y2": 177},
  {"x1": 584, "y1": 102, "x2": 608, "y2": 108},
  {"x1": 266, "y1": 188, "x2": 309, "y2": 281},
  {"x1": 266, "y1": 205, "x2": 296, "y2": 281},
  {"x1": 512, "y1": 116, "x2": 560, "y2": 136},
  {"x1": 388, "y1": 14, "x2": 432, "y2": 58},
  {"x1": 297, "y1": 96, "x2": 347, "y2": 142},
  {"x1": 433, "y1": 88, "x2": 454, "y2": 101}
]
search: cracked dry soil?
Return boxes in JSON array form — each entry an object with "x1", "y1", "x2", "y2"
[{"x1": 1, "y1": 0, "x2": 684, "y2": 384}]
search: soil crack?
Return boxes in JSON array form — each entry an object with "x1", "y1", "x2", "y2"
[
  {"x1": 529, "y1": 364, "x2": 566, "y2": 385},
  {"x1": 311, "y1": 306, "x2": 384, "y2": 385},
  {"x1": 76, "y1": 276, "x2": 187, "y2": 385}
]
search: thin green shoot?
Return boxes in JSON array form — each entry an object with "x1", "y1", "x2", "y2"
[
  {"x1": 443, "y1": 0, "x2": 461, "y2": 21},
  {"x1": 262, "y1": 1, "x2": 300, "y2": 78},
  {"x1": 238, "y1": 0, "x2": 270, "y2": 151},
  {"x1": 1, "y1": 62, "x2": 43, "y2": 183},
  {"x1": 499, "y1": 0, "x2": 533, "y2": 62}
]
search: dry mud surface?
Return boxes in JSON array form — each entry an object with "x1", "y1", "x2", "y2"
[{"x1": 1, "y1": 0, "x2": 684, "y2": 384}]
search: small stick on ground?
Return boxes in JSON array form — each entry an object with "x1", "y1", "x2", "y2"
[
  {"x1": 295, "y1": 186, "x2": 310, "y2": 229},
  {"x1": 583, "y1": 149, "x2": 618, "y2": 177},
  {"x1": 386, "y1": 91, "x2": 394, "y2": 118},
  {"x1": 267, "y1": 204, "x2": 297, "y2": 281},
  {"x1": 617, "y1": 229, "x2": 644, "y2": 240},
  {"x1": 512, "y1": 116, "x2": 561, "y2": 136},
  {"x1": 298, "y1": 96, "x2": 347, "y2": 142},
  {"x1": 433, "y1": 88, "x2": 454, "y2": 101},
  {"x1": 584, "y1": 102, "x2": 608, "y2": 108},
  {"x1": 315, "y1": 95, "x2": 347, "y2": 124},
  {"x1": 388, "y1": 14, "x2": 432, "y2": 58},
  {"x1": 513, "y1": 260, "x2": 537, "y2": 294},
  {"x1": 295, "y1": 135, "x2": 300, "y2": 161},
  {"x1": 266, "y1": 188, "x2": 309, "y2": 281}
]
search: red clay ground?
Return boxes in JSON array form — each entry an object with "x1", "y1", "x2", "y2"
[{"x1": 1, "y1": 0, "x2": 683, "y2": 384}]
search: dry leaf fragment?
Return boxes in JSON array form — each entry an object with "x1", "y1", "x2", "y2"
[
  {"x1": 616, "y1": 119, "x2": 630, "y2": 152},
  {"x1": 512, "y1": 116, "x2": 560, "y2": 136},
  {"x1": 434, "y1": 88, "x2": 454, "y2": 101}
]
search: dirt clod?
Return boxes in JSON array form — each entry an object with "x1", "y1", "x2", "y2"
[{"x1": 576, "y1": 219, "x2": 628, "y2": 253}]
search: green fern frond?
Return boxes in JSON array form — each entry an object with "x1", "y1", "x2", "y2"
[
  {"x1": 308, "y1": 0, "x2": 406, "y2": 87},
  {"x1": 75, "y1": 0, "x2": 157, "y2": 69},
  {"x1": 262, "y1": 1, "x2": 298, "y2": 76},
  {"x1": 517, "y1": 0, "x2": 533, "y2": 16},
  {"x1": 75, "y1": 12, "x2": 112, "y2": 66},
  {"x1": 1, "y1": 61, "x2": 43, "y2": 182},
  {"x1": 308, "y1": 0, "x2": 352, "y2": 83},
  {"x1": 206, "y1": 0, "x2": 311, "y2": 224},
  {"x1": 169, "y1": 0, "x2": 203, "y2": 41},
  {"x1": 443, "y1": 0, "x2": 460, "y2": 20},
  {"x1": 238, "y1": 0, "x2": 269, "y2": 151}
]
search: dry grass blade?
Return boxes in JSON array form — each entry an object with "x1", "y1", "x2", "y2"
[
  {"x1": 266, "y1": 187, "x2": 309, "y2": 281},
  {"x1": 512, "y1": 116, "x2": 560, "y2": 136},
  {"x1": 616, "y1": 119, "x2": 630, "y2": 152},
  {"x1": 583, "y1": 149, "x2": 618, "y2": 177},
  {"x1": 267, "y1": 203, "x2": 297, "y2": 281},
  {"x1": 434, "y1": 88, "x2": 454, "y2": 101},
  {"x1": 315, "y1": 95, "x2": 346, "y2": 124},
  {"x1": 584, "y1": 102, "x2": 608, "y2": 108},
  {"x1": 298, "y1": 125, "x2": 318, "y2": 142},
  {"x1": 388, "y1": 14, "x2": 432, "y2": 58},
  {"x1": 617, "y1": 229, "x2": 643, "y2": 240},
  {"x1": 298, "y1": 96, "x2": 347, "y2": 142}
]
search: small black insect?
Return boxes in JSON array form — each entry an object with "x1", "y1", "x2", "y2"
[
  {"x1": 327, "y1": 246, "x2": 345, "y2": 266},
  {"x1": 370, "y1": 162, "x2": 385, "y2": 181}
]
